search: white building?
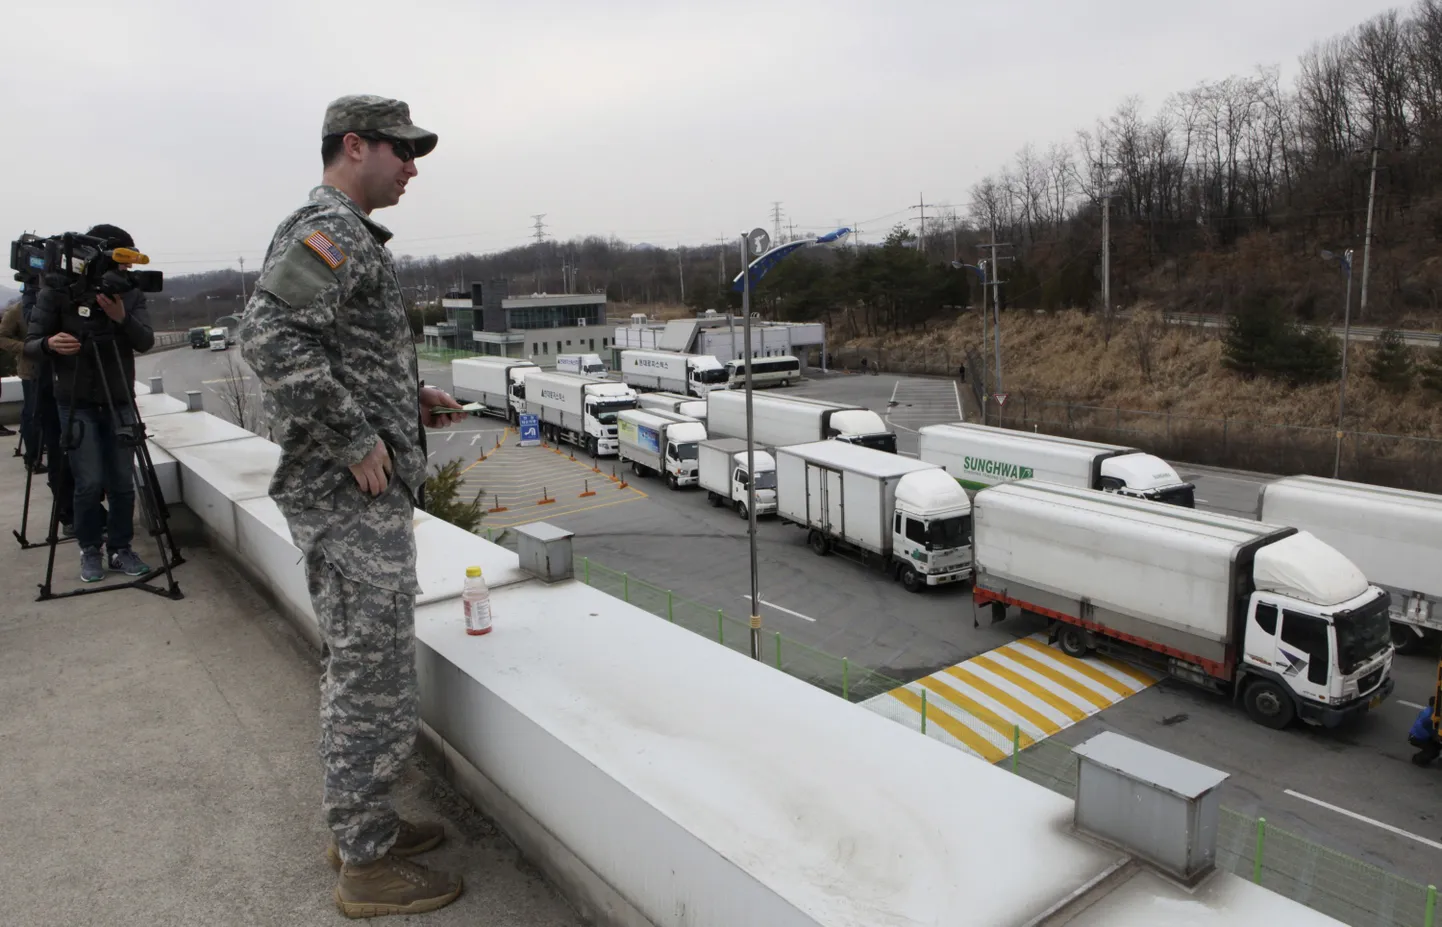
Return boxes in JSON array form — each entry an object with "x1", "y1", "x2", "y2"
[
  {"x1": 422, "y1": 280, "x2": 614, "y2": 366},
  {"x1": 611, "y1": 310, "x2": 826, "y2": 368}
]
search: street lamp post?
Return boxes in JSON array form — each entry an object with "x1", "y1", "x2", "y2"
[
  {"x1": 1321, "y1": 248, "x2": 1355, "y2": 478},
  {"x1": 732, "y1": 226, "x2": 851, "y2": 660}
]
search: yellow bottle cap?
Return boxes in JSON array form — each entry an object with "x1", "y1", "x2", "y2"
[{"x1": 466, "y1": 566, "x2": 482, "y2": 578}]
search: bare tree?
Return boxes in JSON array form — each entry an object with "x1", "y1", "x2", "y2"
[
  {"x1": 1128, "y1": 311, "x2": 1166, "y2": 382},
  {"x1": 213, "y1": 350, "x2": 265, "y2": 436}
]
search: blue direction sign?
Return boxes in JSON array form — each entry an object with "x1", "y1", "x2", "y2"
[{"x1": 519, "y1": 413, "x2": 541, "y2": 447}]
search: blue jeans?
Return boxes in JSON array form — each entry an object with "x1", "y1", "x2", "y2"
[{"x1": 58, "y1": 404, "x2": 136, "y2": 551}]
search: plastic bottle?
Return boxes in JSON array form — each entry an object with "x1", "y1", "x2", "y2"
[{"x1": 463, "y1": 566, "x2": 492, "y2": 635}]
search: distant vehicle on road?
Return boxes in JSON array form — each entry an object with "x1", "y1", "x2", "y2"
[
  {"x1": 707, "y1": 390, "x2": 895, "y2": 453},
  {"x1": 617, "y1": 408, "x2": 707, "y2": 489},
  {"x1": 189, "y1": 327, "x2": 209, "y2": 349},
  {"x1": 208, "y1": 327, "x2": 229, "y2": 351},
  {"x1": 556, "y1": 353, "x2": 606, "y2": 376},
  {"x1": 723, "y1": 355, "x2": 800, "y2": 389},
  {"x1": 699, "y1": 438, "x2": 776, "y2": 519}
]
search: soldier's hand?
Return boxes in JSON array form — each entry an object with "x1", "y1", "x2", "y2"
[
  {"x1": 349, "y1": 438, "x2": 392, "y2": 496},
  {"x1": 48, "y1": 333, "x2": 82, "y2": 356},
  {"x1": 420, "y1": 385, "x2": 465, "y2": 428}
]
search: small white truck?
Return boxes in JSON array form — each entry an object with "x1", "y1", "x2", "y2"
[
  {"x1": 523, "y1": 371, "x2": 637, "y2": 457},
  {"x1": 556, "y1": 353, "x2": 606, "y2": 376},
  {"x1": 973, "y1": 480, "x2": 1394, "y2": 729},
  {"x1": 775, "y1": 440, "x2": 972, "y2": 592},
  {"x1": 208, "y1": 327, "x2": 229, "y2": 351},
  {"x1": 1258, "y1": 475, "x2": 1442, "y2": 654},
  {"x1": 707, "y1": 390, "x2": 896, "y2": 454},
  {"x1": 918, "y1": 422, "x2": 1195, "y2": 506},
  {"x1": 617, "y1": 408, "x2": 708, "y2": 489},
  {"x1": 619, "y1": 349, "x2": 728, "y2": 396},
  {"x1": 451, "y1": 357, "x2": 538, "y2": 422},
  {"x1": 699, "y1": 438, "x2": 777, "y2": 519}
]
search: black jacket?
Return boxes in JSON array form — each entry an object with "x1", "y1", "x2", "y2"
[{"x1": 23, "y1": 287, "x2": 154, "y2": 407}]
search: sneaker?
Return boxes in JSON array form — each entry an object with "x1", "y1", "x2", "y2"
[
  {"x1": 334, "y1": 854, "x2": 462, "y2": 919},
  {"x1": 61, "y1": 522, "x2": 75, "y2": 539},
  {"x1": 80, "y1": 547, "x2": 105, "y2": 583},
  {"x1": 107, "y1": 548, "x2": 151, "y2": 577},
  {"x1": 327, "y1": 819, "x2": 445, "y2": 871}
]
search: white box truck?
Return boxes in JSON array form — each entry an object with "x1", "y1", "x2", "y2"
[
  {"x1": 451, "y1": 358, "x2": 538, "y2": 422},
  {"x1": 1258, "y1": 475, "x2": 1442, "y2": 654},
  {"x1": 775, "y1": 441, "x2": 972, "y2": 592},
  {"x1": 208, "y1": 327, "x2": 228, "y2": 351},
  {"x1": 699, "y1": 438, "x2": 777, "y2": 519},
  {"x1": 618, "y1": 408, "x2": 708, "y2": 489},
  {"x1": 972, "y1": 480, "x2": 1394, "y2": 729},
  {"x1": 557, "y1": 353, "x2": 606, "y2": 375},
  {"x1": 918, "y1": 423, "x2": 1195, "y2": 506},
  {"x1": 707, "y1": 390, "x2": 896, "y2": 454},
  {"x1": 637, "y1": 391, "x2": 708, "y2": 422},
  {"x1": 524, "y1": 371, "x2": 637, "y2": 457},
  {"x1": 620, "y1": 349, "x2": 728, "y2": 397}
]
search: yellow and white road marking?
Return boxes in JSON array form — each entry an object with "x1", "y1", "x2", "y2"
[{"x1": 864, "y1": 633, "x2": 1158, "y2": 762}]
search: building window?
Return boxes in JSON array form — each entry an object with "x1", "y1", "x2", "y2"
[
  {"x1": 602, "y1": 338, "x2": 609, "y2": 348},
  {"x1": 566, "y1": 340, "x2": 572, "y2": 347},
  {"x1": 589, "y1": 339, "x2": 595, "y2": 350},
  {"x1": 532, "y1": 343, "x2": 538, "y2": 354}
]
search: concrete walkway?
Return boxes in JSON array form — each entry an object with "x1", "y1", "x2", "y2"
[{"x1": 0, "y1": 460, "x2": 581, "y2": 926}]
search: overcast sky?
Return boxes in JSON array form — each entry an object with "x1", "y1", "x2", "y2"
[{"x1": 0, "y1": 0, "x2": 1406, "y2": 276}]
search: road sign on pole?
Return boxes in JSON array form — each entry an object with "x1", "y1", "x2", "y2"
[
  {"x1": 995, "y1": 393, "x2": 1008, "y2": 406},
  {"x1": 519, "y1": 413, "x2": 540, "y2": 447}
]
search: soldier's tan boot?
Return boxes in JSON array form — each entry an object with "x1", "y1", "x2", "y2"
[
  {"x1": 327, "y1": 819, "x2": 446, "y2": 870},
  {"x1": 334, "y1": 854, "x2": 463, "y2": 918}
]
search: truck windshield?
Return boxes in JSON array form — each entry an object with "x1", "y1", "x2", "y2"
[
  {"x1": 754, "y1": 470, "x2": 776, "y2": 490},
  {"x1": 1334, "y1": 594, "x2": 1393, "y2": 674},
  {"x1": 927, "y1": 515, "x2": 970, "y2": 550},
  {"x1": 676, "y1": 443, "x2": 698, "y2": 460},
  {"x1": 694, "y1": 368, "x2": 728, "y2": 384},
  {"x1": 1156, "y1": 485, "x2": 1196, "y2": 508},
  {"x1": 590, "y1": 400, "x2": 635, "y2": 424},
  {"x1": 852, "y1": 433, "x2": 897, "y2": 454}
]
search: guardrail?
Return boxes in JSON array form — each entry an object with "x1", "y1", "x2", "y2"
[
  {"x1": 1164, "y1": 311, "x2": 1442, "y2": 347},
  {"x1": 543, "y1": 543, "x2": 1440, "y2": 927}
]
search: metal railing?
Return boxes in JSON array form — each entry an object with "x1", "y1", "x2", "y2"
[{"x1": 476, "y1": 526, "x2": 1441, "y2": 927}]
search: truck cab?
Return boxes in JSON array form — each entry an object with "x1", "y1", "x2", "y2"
[
  {"x1": 891, "y1": 469, "x2": 973, "y2": 591},
  {"x1": 732, "y1": 455, "x2": 777, "y2": 517},
  {"x1": 586, "y1": 392, "x2": 637, "y2": 456},
  {"x1": 208, "y1": 327, "x2": 228, "y2": 351},
  {"x1": 509, "y1": 367, "x2": 535, "y2": 423},
  {"x1": 1099, "y1": 454, "x2": 1195, "y2": 506},
  {"x1": 557, "y1": 353, "x2": 607, "y2": 376},
  {"x1": 828, "y1": 409, "x2": 897, "y2": 453},
  {"x1": 189, "y1": 326, "x2": 208, "y2": 349},
  {"x1": 1241, "y1": 585, "x2": 1393, "y2": 728}
]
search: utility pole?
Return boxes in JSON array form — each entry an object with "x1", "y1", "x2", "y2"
[
  {"x1": 787, "y1": 219, "x2": 796, "y2": 243},
  {"x1": 979, "y1": 228, "x2": 1013, "y2": 400},
  {"x1": 771, "y1": 202, "x2": 784, "y2": 247},
  {"x1": 238, "y1": 256, "x2": 248, "y2": 306},
  {"x1": 853, "y1": 221, "x2": 861, "y2": 253},
  {"x1": 716, "y1": 237, "x2": 729, "y2": 286},
  {"x1": 1102, "y1": 193, "x2": 1111, "y2": 327},
  {"x1": 740, "y1": 232, "x2": 762, "y2": 662},
  {"x1": 677, "y1": 246, "x2": 685, "y2": 303},
  {"x1": 912, "y1": 193, "x2": 927, "y2": 257},
  {"x1": 1358, "y1": 123, "x2": 1382, "y2": 321}
]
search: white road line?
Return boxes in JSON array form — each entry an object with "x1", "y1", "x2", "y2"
[
  {"x1": 1195, "y1": 498, "x2": 1210, "y2": 504},
  {"x1": 953, "y1": 381, "x2": 964, "y2": 421},
  {"x1": 1283, "y1": 789, "x2": 1442, "y2": 852},
  {"x1": 1400, "y1": 699, "x2": 1429, "y2": 711},
  {"x1": 471, "y1": 435, "x2": 481, "y2": 446},
  {"x1": 446, "y1": 432, "x2": 454, "y2": 442},
  {"x1": 889, "y1": 380, "x2": 900, "y2": 404},
  {"x1": 742, "y1": 595, "x2": 817, "y2": 623}
]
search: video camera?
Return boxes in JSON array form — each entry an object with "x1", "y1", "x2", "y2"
[{"x1": 11, "y1": 232, "x2": 163, "y2": 302}]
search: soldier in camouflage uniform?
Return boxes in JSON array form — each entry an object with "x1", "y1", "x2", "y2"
[{"x1": 240, "y1": 94, "x2": 467, "y2": 918}]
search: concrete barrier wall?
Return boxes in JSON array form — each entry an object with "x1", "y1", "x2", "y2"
[{"x1": 125, "y1": 388, "x2": 1341, "y2": 927}]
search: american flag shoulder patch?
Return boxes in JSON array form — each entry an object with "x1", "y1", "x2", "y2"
[{"x1": 302, "y1": 231, "x2": 347, "y2": 270}]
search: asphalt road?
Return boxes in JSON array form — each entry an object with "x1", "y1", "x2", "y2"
[{"x1": 135, "y1": 346, "x2": 1442, "y2": 889}]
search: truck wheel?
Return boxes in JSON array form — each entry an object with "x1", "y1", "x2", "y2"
[
  {"x1": 737, "y1": 501, "x2": 748, "y2": 520},
  {"x1": 586, "y1": 436, "x2": 598, "y2": 458},
  {"x1": 707, "y1": 492, "x2": 722, "y2": 508},
  {"x1": 1057, "y1": 625, "x2": 1090, "y2": 658},
  {"x1": 900, "y1": 566, "x2": 924, "y2": 593},
  {"x1": 1243, "y1": 680, "x2": 1296, "y2": 730},
  {"x1": 667, "y1": 472, "x2": 678, "y2": 490},
  {"x1": 1391, "y1": 624, "x2": 1421, "y2": 655},
  {"x1": 808, "y1": 530, "x2": 831, "y2": 556},
  {"x1": 632, "y1": 461, "x2": 643, "y2": 477}
]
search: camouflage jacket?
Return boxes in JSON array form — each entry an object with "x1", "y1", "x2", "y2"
[{"x1": 240, "y1": 185, "x2": 424, "y2": 518}]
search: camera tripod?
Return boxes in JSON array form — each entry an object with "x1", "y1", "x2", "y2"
[{"x1": 37, "y1": 328, "x2": 184, "y2": 601}]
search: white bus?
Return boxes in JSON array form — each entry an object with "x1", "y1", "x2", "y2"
[{"x1": 724, "y1": 355, "x2": 799, "y2": 389}]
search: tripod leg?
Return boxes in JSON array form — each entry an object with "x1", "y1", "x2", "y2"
[{"x1": 13, "y1": 454, "x2": 34, "y2": 547}]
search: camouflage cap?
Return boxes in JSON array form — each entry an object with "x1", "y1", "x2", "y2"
[{"x1": 322, "y1": 94, "x2": 438, "y2": 158}]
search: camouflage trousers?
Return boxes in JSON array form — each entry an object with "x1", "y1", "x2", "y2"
[{"x1": 287, "y1": 478, "x2": 422, "y2": 866}]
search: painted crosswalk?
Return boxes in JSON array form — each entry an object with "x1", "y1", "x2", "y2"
[
  {"x1": 885, "y1": 378, "x2": 965, "y2": 434},
  {"x1": 864, "y1": 634, "x2": 1158, "y2": 762}
]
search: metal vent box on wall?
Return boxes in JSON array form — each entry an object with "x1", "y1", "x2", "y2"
[
  {"x1": 1072, "y1": 731, "x2": 1229, "y2": 885},
  {"x1": 513, "y1": 522, "x2": 575, "y2": 583}
]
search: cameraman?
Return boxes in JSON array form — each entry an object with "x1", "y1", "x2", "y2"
[{"x1": 24, "y1": 224, "x2": 155, "y2": 582}]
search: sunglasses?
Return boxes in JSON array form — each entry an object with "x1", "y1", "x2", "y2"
[{"x1": 350, "y1": 132, "x2": 416, "y2": 163}]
